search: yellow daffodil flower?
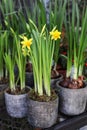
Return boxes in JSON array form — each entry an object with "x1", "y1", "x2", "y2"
[
  {"x1": 21, "y1": 36, "x2": 32, "y2": 50},
  {"x1": 50, "y1": 30, "x2": 61, "y2": 40}
]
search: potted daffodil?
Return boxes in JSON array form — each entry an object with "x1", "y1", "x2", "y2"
[
  {"x1": 20, "y1": 21, "x2": 61, "y2": 128},
  {"x1": 56, "y1": 2, "x2": 87, "y2": 115},
  {"x1": 4, "y1": 31, "x2": 30, "y2": 118},
  {"x1": 48, "y1": 0, "x2": 67, "y2": 88},
  {"x1": 0, "y1": 31, "x2": 8, "y2": 108},
  {"x1": 21, "y1": 36, "x2": 34, "y2": 88}
]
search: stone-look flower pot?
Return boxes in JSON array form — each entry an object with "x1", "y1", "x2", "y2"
[
  {"x1": 80, "y1": 125, "x2": 87, "y2": 130},
  {"x1": 56, "y1": 81, "x2": 86, "y2": 116},
  {"x1": 5, "y1": 91, "x2": 28, "y2": 118},
  {"x1": 0, "y1": 84, "x2": 8, "y2": 107},
  {"x1": 25, "y1": 72, "x2": 34, "y2": 88},
  {"x1": 51, "y1": 74, "x2": 63, "y2": 88},
  {"x1": 27, "y1": 97, "x2": 58, "y2": 128},
  {"x1": 84, "y1": 81, "x2": 87, "y2": 111}
]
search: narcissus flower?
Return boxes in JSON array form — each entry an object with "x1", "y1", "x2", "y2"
[
  {"x1": 50, "y1": 30, "x2": 61, "y2": 40},
  {"x1": 21, "y1": 36, "x2": 32, "y2": 50}
]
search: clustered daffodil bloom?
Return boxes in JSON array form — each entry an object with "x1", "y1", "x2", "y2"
[
  {"x1": 50, "y1": 29, "x2": 61, "y2": 40},
  {"x1": 27, "y1": 24, "x2": 61, "y2": 97},
  {"x1": 19, "y1": 22, "x2": 61, "y2": 97},
  {"x1": 20, "y1": 36, "x2": 32, "y2": 56},
  {"x1": 21, "y1": 36, "x2": 32, "y2": 50}
]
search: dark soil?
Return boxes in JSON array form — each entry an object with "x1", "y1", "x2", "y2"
[
  {"x1": 6, "y1": 87, "x2": 29, "y2": 95},
  {"x1": 28, "y1": 89, "x2": 57, "y2": 102},
  {"x1": 59, "y1": 76, "x2": 85, "y2": 89}
]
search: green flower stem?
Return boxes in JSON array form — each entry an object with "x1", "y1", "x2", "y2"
[
  {"x1": 28, "y1": 20, "x2": 61, "y2": 96},
  {"x1": 65, "y1": 1, "x2": 87, "y2": 80},
  {"x1": 4, "y1": 53, "x2": 15, "y2": 90},
  {"x1": 15, "y1": 35, "x2": 26, "y2": 90},
  {"x1": 0, "y1": 31, "x2": 9, "y2": 80}
]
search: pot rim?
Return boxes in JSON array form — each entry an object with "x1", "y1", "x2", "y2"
[
  {"x1": 4, "y1": 85, "x2": 31, "y2": 96},
  {"x1": 27, "y1": 95, "x2": 58, "y2": 104},
  {"x1": 56, "y1": 80, "x2": 87, "y2": 91}
]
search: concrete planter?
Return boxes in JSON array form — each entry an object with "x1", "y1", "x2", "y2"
[
  {"x1": 80, "y1": 126, "x2": 87, "y2": 130},
  {"x1": 56, "y1": 81, "x2": 86, "y2": 115},
  {"x1": 84, "y1": 81, "x2": 87, "y2": 111},
  {"x1": 27, "y1": 96, "x2": 58, "y2": 128},
  {"x1": 5, "y1": 90, "x2": 28, "y2": 118},
  {"x1": 0, "y1": 84, "x2": 8, "y2": 107}
]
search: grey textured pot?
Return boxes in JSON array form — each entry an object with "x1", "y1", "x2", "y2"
[
  {"x1": 0, "y1": 84, "x2": 8, "y2": 107},
  {"x1": 25, "y1": 72, "x2": 34, "y2": 88},
  {"x1": 79, "y1": 125, "x2": 87, "y2": 130},
  {"x1": 27, "y1": 96, "x2": 58, "y2": 128},
  {"x1": 56, "y1": 81, "x2": 86, "y2": 116},
  {"x1": 84, "y1": 81, "x2": 87, "y2": 111},
  {"x1": 51, "y1": 74, "x2": 63, "y2": 88},
  {"x1": 5, "y1": 91, "x2": 28, "y2": 118}
]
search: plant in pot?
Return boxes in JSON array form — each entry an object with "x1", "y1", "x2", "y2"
[
  {"x1": 22, "y1": 0, "x2": 67, "y2": 88},
  {"x1": 0, "y1": 31, "x2": 8, "y2": 108},
  {"x1": 4, "y1": 32, "x2": 30, "y2": 118},
  {"x1": 49, "y1": 0, "x2": 67, "y2": 87},
  {"x1": 20, "y1": 33, "x2": 34, "y2": 88},
  {"x1": 56, "y1": 2, "x2": 87, "y2": 116},
  {"x1": 21, "y1": 21, "x2": 61, "y2": 128}
]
